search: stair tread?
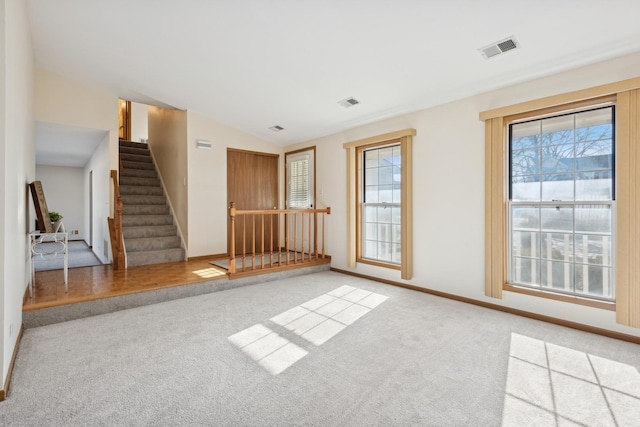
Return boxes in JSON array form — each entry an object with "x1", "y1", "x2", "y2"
[
  {"x1": 120, "y1": 169, "x2": 157, "y2": 177},
  {"x1": 127, "y1": 248, "x2": 184, "y2": 254},
  {"x1": 122, "y1": 225, "x2": 177, "y2": 239},
  {"x1": 121, "y1": 161, "x2": 155, "y2": 170},
  {"x1": 124, "y1": 235, "x2": 180, "y2": 241},
  {"x1": 119, "y1": 179, "x2": 160, "y2": 186},
  {"x1": 122, "y1": 224, "x2": 176, "y2": 229},
  {"x1": 124, "y1": 235, "x2": 181, "y2": 253},
  {"x1": 120, "y1": 186, "x2": 164, "y2": 196},
  {"x1": 121, "y1": 197, "x2": 166, "y2": 205},
  {"x1": 120, "y1": 154, "x2": 153, "y2": 163},
  {"x1": 126, "y1": 247, "x2": 185, "y2": 267},
  {"x1": 122, "y1": 213, "x2": 172, "y2": 217},
  {"x1": 119, "y1": 141, "x2": 149, "y2": 148},
  {"x1": 123, "y1": 205, "x2": 169, "y2": 213}
]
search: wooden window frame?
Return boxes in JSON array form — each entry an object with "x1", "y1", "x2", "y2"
[
  {"x1": 481, "y1": 77, "x2": 640, "y2": 328},
  {"x1": 344, "y1": 129, "x2": 415, "y2": 279},
  {"x1": 357, "y1": 141, "x2": 402, "y2": 270}
]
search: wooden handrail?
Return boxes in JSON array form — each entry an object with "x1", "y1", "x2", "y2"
[
  {"x1": 228, "y1": 202, "x2": 331, "y2": 274},
  {"x1": 108, "y1": 170, "x2": 126, "y2": 270}
]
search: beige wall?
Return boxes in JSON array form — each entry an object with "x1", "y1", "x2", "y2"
[
  {"x1": 288, "y1": 51, "x2": 640, "y2": 338},
  {"x1": 34, "y1": 68, "x2": 119, "y2": 171},
  {"x1": 186, "y1": 110, "x2": 283, "y2": 257},
  {"x1": 148, "y1": 107, "x2": 189, "y2": 246},
  {"x1": 1, "y1": 0, "x2": 35, "y2": 385}
]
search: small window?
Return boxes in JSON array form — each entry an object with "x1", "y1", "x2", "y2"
[
  {"x1": 508, "y1": 106, "x2": 615, "y2": 301},
  {"x1": 286, "y1": 148, "x2": 314, "y2": 209}
]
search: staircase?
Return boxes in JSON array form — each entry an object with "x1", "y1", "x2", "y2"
[{"x1": 118, "y1": 140, "x2": 185, "y2": 267}]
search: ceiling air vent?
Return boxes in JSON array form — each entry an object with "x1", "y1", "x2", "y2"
[
  {"x1": 479, "y1": 36, "x2": 520, "y2": 59},
  {"x1": 338, "y1": 97, "x2": 360, "y2": 108},
  {"x1": 269, "y1": 125, "x2": 285, "y2": 132}
]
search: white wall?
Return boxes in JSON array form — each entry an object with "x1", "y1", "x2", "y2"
[
  {"x1": 0, "y1": 0, "x2": 6, "y2": 387},
  {"x1": 35, "y1": 165, "x2": 85, "y2": 239},
  {"x1": 148, "y1": 106, "x2": 188, "y2": 245},
  {"x1": 288, "y1": 51, "x2": 640, "y2": 339},
  {"x1": 84, "y1": 134, "x2": 111, "y2": 263},
  {"x1": 186, "y1": 110, "x2": 283, "y2": 257},
  {"x1": 1, "y1": 0, "x2": 35, "y2": 387},
  {"x1": 130, "y1": 102, "x2": 148, "y2": 143}
]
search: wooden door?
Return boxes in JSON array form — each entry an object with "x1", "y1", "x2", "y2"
[{"x1": 227, "y1": 149, "x2": 279, "y2": 255}]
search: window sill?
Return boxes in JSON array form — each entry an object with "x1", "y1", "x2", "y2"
[
  {"x1": 357, "y1": 258, "x2": 401, "y2": 271},
  {"x1": 504, "y1": 283, "x2": 616, "y2": 311}
]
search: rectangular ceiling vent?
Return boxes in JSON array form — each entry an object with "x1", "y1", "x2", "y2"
[
  {"x1": 269, "y1": 125, "x2": 284, "y2": 132},
  {"x1": 479, "y1": 36, "x2": 520, "y2": 59},
  {"x1": 338, "y1": 97, "x2": 360, "y2": 108}
]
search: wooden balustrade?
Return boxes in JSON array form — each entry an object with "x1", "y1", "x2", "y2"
[
  {"x1": 108, "y1": 170, "x2": 126, "y2": 270},
  {"x1": 228, "y1": 202, "x2": 331, "y2": 275}
]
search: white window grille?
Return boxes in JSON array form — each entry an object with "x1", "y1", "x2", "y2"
[{"x1": 362, "y1": 144, "x2": 401, "y2": 264}]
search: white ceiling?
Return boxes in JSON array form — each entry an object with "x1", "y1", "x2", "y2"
[
  {"x1": 27, "y1": 0, "x2": 640, "y2": 146},
  {"x1": 35, "y1": 122, "x2": 107, "y2": 167}
]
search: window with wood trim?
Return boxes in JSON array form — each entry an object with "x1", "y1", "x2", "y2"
[
  {"x1": 508, "y1": 106, "x2": 615, "y2": 301},
  {"x1": 344, "y1": 129, "x2": 414, "y2": 279},
  {"x1": 481, "y1": 78, "x2": 640, "y2": 328}
]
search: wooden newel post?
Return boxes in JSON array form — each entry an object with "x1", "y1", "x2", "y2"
[
  {"x1": 229, "y1": 202, "x2": 236, "y2": 274},
  {"x1": 115, "y1": 198, "x2": 124, "y2": 270}
]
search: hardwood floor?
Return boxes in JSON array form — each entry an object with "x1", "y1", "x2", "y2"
[{"x1": 23, "y1": 259, "x2": 228, "y2": 311}]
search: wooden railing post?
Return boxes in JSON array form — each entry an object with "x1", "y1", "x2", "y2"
[
  {"x1": 323, "y1": 207, "x2": 331, "y2": 258},
  {"x1": 229, "y1": 202, "x2": 236, "y2": 274},
  {"x1": 114, "y1": 197, "x2": 124, "y2": 268},
  {"x1": 108, "y1": 170, "x2": 126, "y2": 270}
]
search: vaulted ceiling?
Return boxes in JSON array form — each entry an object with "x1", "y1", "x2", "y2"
[{"x1": 27, "y1": 0, "x2": 640, "y2": 145}]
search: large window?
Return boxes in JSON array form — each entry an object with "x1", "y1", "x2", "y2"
[
  {"x1": 509, "y1": 106, "x2": 615, "y2": 300},
  {"x1": 360, "y1": 144, "x2": 402, "y2": 264}
]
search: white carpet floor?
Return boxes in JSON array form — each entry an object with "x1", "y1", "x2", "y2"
[{"x1": 2, "y1": 271, "x2": 639, "y2": 426}]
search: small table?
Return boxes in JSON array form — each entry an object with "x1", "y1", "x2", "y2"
[{"x1": 29, "y1": 232, "x2": 68, "y2": 297}]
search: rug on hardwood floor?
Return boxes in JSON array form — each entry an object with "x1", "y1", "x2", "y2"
[
  {"x1": 3, "y1": 271, "x2": 639, "y2": 426},
  {"x1": 33, "y1": 240, "x2": 102, "y2": 271}
]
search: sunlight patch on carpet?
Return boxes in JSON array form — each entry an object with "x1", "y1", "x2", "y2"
[
  {"x1": 228, "y1": 285, "x2": 388, "y2": 375},
  {"x1": 228, "y1": 324, "x2": 308, "y2": 375},
  {"x1": 501, "y1": 333, "x2": 640, "y2": 426},
  {"x1": 271, "y1": 285, "x2": 388, "y2": 345}
]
